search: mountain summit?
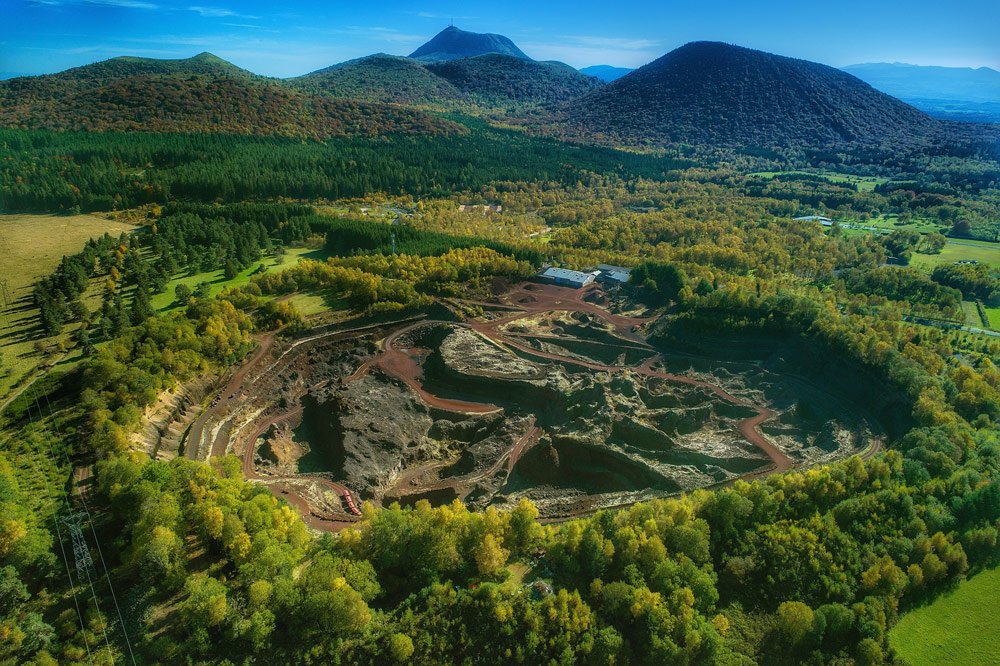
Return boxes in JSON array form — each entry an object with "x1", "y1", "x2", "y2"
[
  {"x1": 409, "y1": 26, "x2": 531, "y2": 62},
  {"x1": 561, "y1": 41, "x2": 937, "y2": 149}
]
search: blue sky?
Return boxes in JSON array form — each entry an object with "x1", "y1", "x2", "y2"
[{"x1": 2, "y1": 0, "x2": 998, "y2": 77}]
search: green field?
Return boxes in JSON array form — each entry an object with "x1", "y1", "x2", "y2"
[
  {"x1": 0, "y1": 215, "x2": 331, "y2": 406},
  {"x1": 862, "y1": 214, "x2": 944, "y2": 235},
  {"x1": 890, "y1": 567, "x2": 1000, "y2": 665},
  {"x1": 909, "y1": 239, "x2": 1000, "y2": 273},
  {"x1": 750, "y1": 169, "x2": 888, "y2": 192},
  {"x1": 285, "y1": 292, "x2": 339, "y2": 317},
  {"x1": 0, "y1": 213, "x2": 137, "y2": 403},
  {"x1": 151, "y1": 246, "x2": 326, "y2": 311},
  {"x1": 986, "y1": 307, "x2": 1000, "y2": 329},
  {"x1": 960, "y1": 301, "x2": 983, "y2": 326}
]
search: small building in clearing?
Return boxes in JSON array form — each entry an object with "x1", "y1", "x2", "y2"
[
  {"x1": 794, "y1": 215, "x2": 834, "y2": 227},
  {"x1": 538, "y1": 267, "x2": 597, "y2": 289},
  {"x1": 597, "y1": 264, "x2": 632, "y2": 285}
]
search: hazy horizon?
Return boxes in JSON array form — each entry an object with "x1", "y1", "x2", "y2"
[{"x1": 3, "y1": 0, "x2": 999, "y2": 78}]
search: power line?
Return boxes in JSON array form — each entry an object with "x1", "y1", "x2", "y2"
[
  {"x1": 54, "y1": 518, "x2": 94, "y2": 666},
  {"x1": 26, "y1": 396, "x2": 115, "y2": 660},
  {"x1": 0, "y1": 296, "x2": 94, "y2": 664},
  {"x1": 61, "y1": 512, "x2": 113, "y2": 656},
  {"x1": 17, "y1": 398, "x2": 100, "y2": 663},
  {"x1": 41, "y1": 391, "x2": 137, "y2": 665},
  {"x1": 4, "y1": 212, "x2": 133, "y2": 662}
]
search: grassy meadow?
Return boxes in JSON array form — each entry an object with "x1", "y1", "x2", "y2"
[
  {"x1": 909, "y1": 238, "x2": 1000, "y2": 272},
  {"x1": 0, "y1": 211, "x2": 334, "y2": 407},
  {"x1": 0, "y1": 213, "x2": 136, "y2": 403},
  {"x1": 890, "y1": 567, "x2": 1000, "y2": 665},
  {"x1": 150, "y1": 246, "x2": 326, "y2": 311},
  {"x1": 750, "y1": 169, "x2": 888, "y2": 192}
]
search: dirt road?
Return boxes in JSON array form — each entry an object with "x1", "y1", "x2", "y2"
[{"x1": 345, "y1": 322, "x2": 502, "y2": 414}]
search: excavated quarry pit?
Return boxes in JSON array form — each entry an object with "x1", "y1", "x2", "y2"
[{"x1": 172, "y1": 283, "x2": 885, "y2": 527}]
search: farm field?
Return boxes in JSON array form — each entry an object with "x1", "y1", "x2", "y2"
[
  {"x1": 851, "y1": 213, "x2": 944, "y2": 235},
  {"x1": 909, "y1": 238, "x2": 1000, "y2": 272},
  {"x1": 986, "y1": 307, "x2": 1000, "y2": 329},
  {"x1": 960, "y1": 301, "x2": 983, "y2": 326},
  {"x1": 750, "y1": 169, "x2": 889, "y2": 191},
  {"x1": 0, "y1": 212, "x2": 137, "y2": 402},
  {"x1": 889, "y1": 566, "x2": 1000, "y2": 666}
]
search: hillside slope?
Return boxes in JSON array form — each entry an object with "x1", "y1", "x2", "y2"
[
  {"x1": 0, "y1": 53, "x2": 460, "y2": 139},
  {"x1": 428, "y1": 55, "x2": 603, "y2": 108},
  {"x1": 559, "y1": 41, "x2": 940, "y2": 149},
  {"x1": 409, "y1": 25, "x2": 530, "y2": 62},
  {"x1": 290, "y1": 53, "x2": 464, "y2": 106}
]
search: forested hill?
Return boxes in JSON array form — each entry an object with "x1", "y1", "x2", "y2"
[
  {"x1": 0, "y1": 53, "x2": 461, "y2": 139},
  {"x1": 555, "y1": 41, "x2": 949, "y2": 150},
  {"x1": 290, "y1": 54, "x2": 465, "y2": 106},
  {"x1": 409, "y1": 25, "x2": 531, "y2": 62},
  {"x1": 427, "y1": 55, "x2": 604, "y2": 108},
  {"x1": 291, "y1": 51, "x2": 602, "y2": 112},
  {"x1": 50, "y1": 51, "x2": 255, "y2": 79}
]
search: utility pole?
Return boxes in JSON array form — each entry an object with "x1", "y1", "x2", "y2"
[
  {"x1": 391, "y1": 232, "x2": 396, "y2": 255},
  {"x1": 62, "y1": 512, "x2": 95, "y2": 574}
]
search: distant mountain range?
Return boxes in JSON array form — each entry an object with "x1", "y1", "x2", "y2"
[
  {"x1": 843, "y1": 62, "x2": 1000, "y2": 123},
  {"x1": 579, "y1": 65, "x2": 634, "y2": 82},
  {"x1": 2, "y1": 28, "x2": 994, "y2": 153},
  {"x1": 291, "y1": 28, "x2": 601, "y2": 111},
  {"x1": 0, "y1": 52, "x2": 460, "y2": 139}
]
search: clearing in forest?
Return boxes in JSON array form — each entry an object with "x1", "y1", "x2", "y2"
[
  {"x1": 0, "y1": 213, "x2": 136, "y2": 402},
  {"x1": 889, "y1": 566, "x2": 1000, "y2": 666}
]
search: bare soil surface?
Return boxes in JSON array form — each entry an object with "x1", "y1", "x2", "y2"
[{"x1": 152, "y1": 282, "x2": 883, "y2": 531}]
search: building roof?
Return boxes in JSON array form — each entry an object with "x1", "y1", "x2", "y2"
[
  {"x1": 793, "y1": 215, "x2": 833, "y2": 222},
  {"x1": 541, "y1": 267, "x2": 595, "y2": 283},
  {"x1": 598, "y1": 264, "x2": 632, "y2": 273},
  {"x1": 603, "y1": 270, "x2": 631, "y2": 283}
]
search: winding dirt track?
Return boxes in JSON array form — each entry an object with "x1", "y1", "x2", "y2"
[
  {"x1": 198, "y1": 282, "x2": 797, "y2": 533},
  {"x1": 385, "y1": 422, "x2": 543, "y2": 501},
  {"x1": 468, "y1": 283, "x2": 787, "y2": 470},
  {"x1": 331, "y1": 283, "x2": 790, "y2": 511},
  {"x1": 343, "y1": 323, "x2": 502, "y2": 414}
]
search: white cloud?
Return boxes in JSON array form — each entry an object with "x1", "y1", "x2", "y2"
[
  {"x1": 187, "y1": 6, "x2": 258, "y2": 19},
  {"x1": 28, "y1": 0, "x2": 159, "y2": 9},
  {"x1": 565, "y1": 36, "x2": 659, "y2": 51},
  {"x1": 325, "y1": 26, "x2": 426, "y2": 44},
  {"x1": 520, "y1": 41, "x2": 658, "y2": 69},
  {"x1": 413, "y1": 12, "x2": 477, "y2": 21},
  {"x1": 187, "y1": 6, "x2": 234, "y2": 17},
  {"x1": 223, "y1": 23, "x2": 276, "y2": 32},
  {"x1": 518, "y1": 34, "x2": 662, "y2": 68}
]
